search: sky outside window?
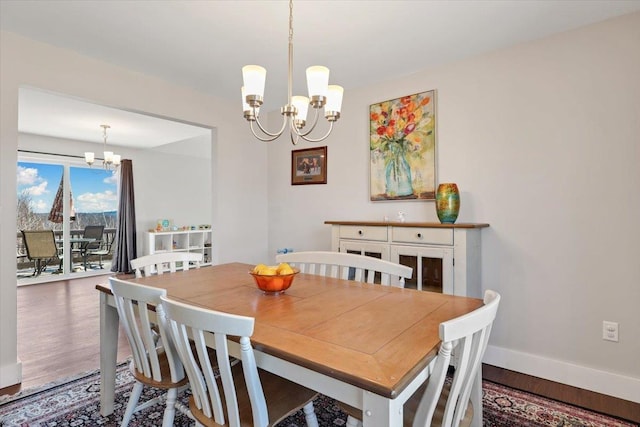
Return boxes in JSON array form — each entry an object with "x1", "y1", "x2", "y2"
[{"x1": 17, "y1": 162, "x2": 118, "y2": 213}]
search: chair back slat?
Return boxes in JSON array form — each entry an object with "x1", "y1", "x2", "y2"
[
  {"x1": 276, "y1": 251, "x2": 412, "y2": 288},
  {"x1": 161, "y1": 296, "x2": 269, "y2": 427},
  {"x1": 130, "y1": 252, "x2": 203, "y2": 278}
]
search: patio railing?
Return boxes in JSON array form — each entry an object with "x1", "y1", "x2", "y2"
[{"x1": 16, "y1": 228, "x2": 116, "y2": 272}]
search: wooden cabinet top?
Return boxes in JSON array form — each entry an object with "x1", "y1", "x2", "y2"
[{"x1": 324, "y1": 220, "x2": 489, "y2": 229}]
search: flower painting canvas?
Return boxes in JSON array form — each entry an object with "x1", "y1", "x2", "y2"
[{"x1": 370, "y1": 90, "x2": 436, "y2": 201}]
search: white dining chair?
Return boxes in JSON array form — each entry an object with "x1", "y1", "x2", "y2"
[
  {"x1": 342, "y1": 289, "x2": 501, "y2": 427},
  {"x1": 276, "y1": 251, "x2": 413, "y2": 426},
  {"x1": 276, "y1": 250, "x2": 413, "y2": 287},
  {"x1": 109, "y1": 277, "x2": 190, "y2": 427},
  {"x1": 130, "y1": 252, "x2": 202, "y2": 278},
  {"x1": 160, "y1": 295, "x2": 320, "y2": 427}
]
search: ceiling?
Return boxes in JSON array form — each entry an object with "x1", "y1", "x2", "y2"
[
  {"x1": 3, "y1": 0, "x2": 640, "y2": 147},
  {"x1": 17, "y1": 89, "x2": 211, "y2": 149}
]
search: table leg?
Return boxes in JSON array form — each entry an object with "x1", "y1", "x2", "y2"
[
  {"x1": 99, "y1": 291, "x2": 119, "y2": 416},
  {"x1": 361, "y1": 391, "x2": 403, "y2": 427}
]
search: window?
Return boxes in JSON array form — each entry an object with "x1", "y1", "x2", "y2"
[{"x1": 17, "y1": 160, "x2": 118, "y2": 281}]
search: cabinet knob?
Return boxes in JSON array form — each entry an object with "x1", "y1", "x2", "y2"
[
  {"x1": 417, "y1": 233, "x2": 423, "y2": 238},
  {"x1": 358, "y1": 230, "x2": 364, "y2": 236}
]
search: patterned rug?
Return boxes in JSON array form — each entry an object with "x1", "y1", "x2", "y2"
[{"x1": 0, "y1": 363, "x2": 636, "y2": 427}]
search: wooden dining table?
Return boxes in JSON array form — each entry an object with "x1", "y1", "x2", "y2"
[{"x1": 97, "y1": 262, "x2": 484, "y2": 426}]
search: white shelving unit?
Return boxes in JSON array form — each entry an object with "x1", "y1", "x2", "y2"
[{"x1": 146, "y1": 229, "x2": 212, "y2": 265}]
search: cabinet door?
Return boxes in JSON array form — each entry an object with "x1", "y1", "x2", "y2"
[
  {"x1": 338, "y1": 240, "x2": 390, "y2": 284},
  {"x1": 390, "y1": 245, "x2": 454, "y2": 294}
]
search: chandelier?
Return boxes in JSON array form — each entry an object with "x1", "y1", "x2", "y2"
[
  {"x1": 241, "y1": 0, "x2": 344, "y2": 145},
  {"x1": 84, "y1": 124, "x2": 120, "y2": 170}
]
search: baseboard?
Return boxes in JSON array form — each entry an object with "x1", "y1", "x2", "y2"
[
  {"x1": 0, "y1": 360, "x2": 22, "y2": 389},
  {"x1": 484, "y1": 345, "x2": 640, "y2": 404}
]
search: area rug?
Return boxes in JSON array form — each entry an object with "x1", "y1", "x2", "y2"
[{"x1": 0, "y1": 363, "x2": 636, "y2": 427}]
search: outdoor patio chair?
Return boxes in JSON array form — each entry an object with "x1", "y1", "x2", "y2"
[
  {"x1": 88, "y1": 229, "x2": 114, "y2": 269},
  {"x1": 72, "y1": 225, "x2": 104, "y2": 270},
  {"x1": 20, "y1": 229, "x2": 61, "y2": 276}
]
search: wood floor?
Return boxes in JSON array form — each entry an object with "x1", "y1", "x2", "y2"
[
  {"x1": 1, "y1": 276, "x2": 638, "y2": 424},
  {"x1": 1, "y1": 274, "x2": 131, "y2": 395}
]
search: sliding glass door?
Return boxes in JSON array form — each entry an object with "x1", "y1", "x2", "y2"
[
  {"x1": 68, "y1": 166, "x2": 118, "y2": 274},
  {"x1": 16, "y1": 161, "x2": 64, "y2": 280},
  {"x1": 16, "y1": 158, "x2": 118, "y2": 283}
]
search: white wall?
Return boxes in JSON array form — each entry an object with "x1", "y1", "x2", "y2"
[
  {"x1": 267, "y1": 12, "x2": 640, "y2": 402},
  {"x1": 0, "y1": 31, "x2": 270, "y2": 388}
]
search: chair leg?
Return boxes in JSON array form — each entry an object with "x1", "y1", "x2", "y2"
[
  {"x1": 162, "y1": 388, "x2": 178, "y2": 427},
  {"x1": 34, "y1": 259, "x2": 45, "y2": 276},
  {"x1": 121, "y1": 381, "x2": 144, "y2": 427},
  {"x1": 303, "y1": 401, "x2": 319, "y2": 427}
]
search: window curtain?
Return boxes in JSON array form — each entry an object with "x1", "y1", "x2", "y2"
[{"x1": 111, "y1": 159, "x2": 137, "y2": 273}]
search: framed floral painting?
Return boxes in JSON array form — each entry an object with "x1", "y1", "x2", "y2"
[{"x1": 369, "y1": 90, "x2": 436, "y2": 201}]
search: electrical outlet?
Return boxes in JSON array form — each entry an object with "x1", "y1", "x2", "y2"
[{"x1": 602, "y1": 321, "x2": 619, "y2": 342}]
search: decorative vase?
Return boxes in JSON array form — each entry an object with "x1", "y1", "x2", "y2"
[
  {"x1": 436, "y1": 183, "x2": 460, "y2": 224},
  {"x1": 385, "y1": 153, "x2": 413, "y2": 197}
]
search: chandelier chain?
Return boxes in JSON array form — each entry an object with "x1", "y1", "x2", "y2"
[{"x1": 287, "y1": 0, "x2": 294, "y2": 106}]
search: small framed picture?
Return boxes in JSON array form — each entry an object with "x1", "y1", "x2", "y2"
[{"x1": 291, "y1": 146, "x2": 327, "y2": 185}]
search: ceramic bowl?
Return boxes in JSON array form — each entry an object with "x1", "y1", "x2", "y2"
[{"x1": 249, "y1": 268, "x2": 299, "y2": 294}]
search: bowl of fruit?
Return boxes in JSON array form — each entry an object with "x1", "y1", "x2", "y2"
[{"x1": 249, "y1": 263, "x2": 299, "y2": 294}]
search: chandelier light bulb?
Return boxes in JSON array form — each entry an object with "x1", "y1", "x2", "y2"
[
  {"x1": 291, "y1": 96, "x2": 309, "y2": 120},
  {"x1": 104, "y1": 151, "x2": 114, "y2": 163},
  {"x1": 242, "y1": 65, "x2": 266, "y2": 101},
  {"x1": 326, "y1": 85, "x2": 344, "y2": 117},
  {"x1": 306, "y1": 66, "x2": 329, "y2": 99},
  {"x1": 241, "y1": 86, "x2": 250, "y2": 113},
  {"x1": 84, "y1": 152, "x2": 95, "y2": 166}
]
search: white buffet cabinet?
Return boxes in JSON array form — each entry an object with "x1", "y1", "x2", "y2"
[
  {"x1": 146, "y1": 229, "x2": 212, "y2": 266},
  {"x1": 325, "y1": 221, "x2": 489, "y2": 297}
]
